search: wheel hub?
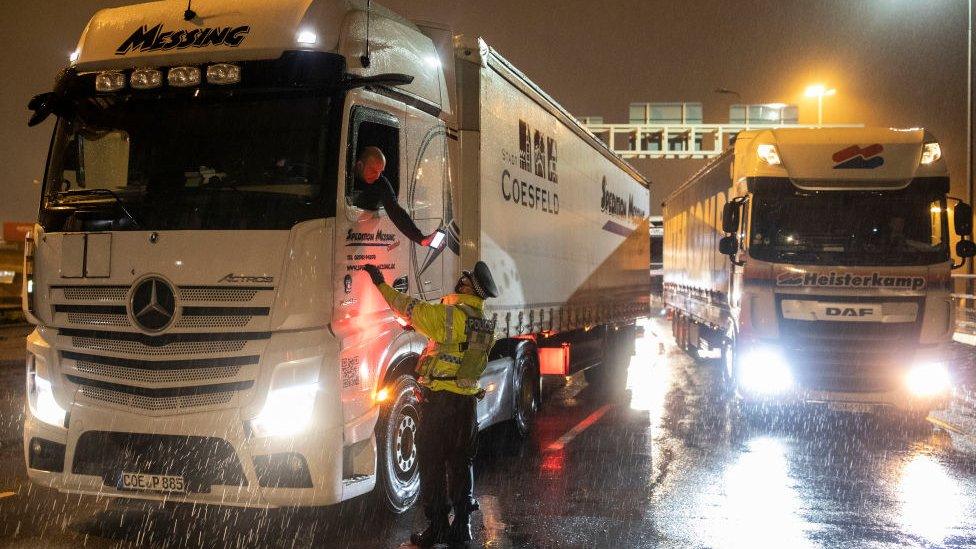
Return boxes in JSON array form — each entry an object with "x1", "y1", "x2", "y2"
[{"x1": 394, "y1": 413, "x2": 417, "y2": 474}]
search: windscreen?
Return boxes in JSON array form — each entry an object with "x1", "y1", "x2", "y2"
[
  {"x1": 749, "y1": 187, "x2": 948, "y2": 266},
  {"x1": 41, "y1": 91, "x2": 337, "y2": 231}
]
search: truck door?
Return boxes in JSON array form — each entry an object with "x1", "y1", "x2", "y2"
[
  {"x1": 403, "y1": 106, "x2": 449, "y2": 300},
  {"x1": 334, "y1": 98, "x2": 411, "y2": 322}
]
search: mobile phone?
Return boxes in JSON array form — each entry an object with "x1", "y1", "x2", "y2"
[{"x1": 428, "y1": 230, "x2": 446, "y2": 249}]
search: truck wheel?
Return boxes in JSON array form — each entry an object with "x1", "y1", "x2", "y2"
[
  {"x1": 675, "y1": 315, "x2": 686, "y2": 349},
  {"x1": 508, "y1": 342, "x2": 540, "y2": 440},
  {"x1": 376, "y1": 375, "x2": 422, "y2": 514},
  {"x1": 720, "y1": 332, "x2": 736, "y2": 395}
]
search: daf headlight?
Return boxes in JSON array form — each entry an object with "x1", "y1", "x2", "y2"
[
  {"x1": 739, "y1": 345, "x2": 793, "y2": 394},
  {"x1": 905, "y1": 362, "x2": 950, "y2": 397},
  {"x1": 27, "y1": 353, "x2": 67, "y2": 428},
  {"x1": 757, "y1": 144, "x2": 782, "y2": 166},
  {"x1": 920, "y1": 142, "x2": 942, "y2": 165},
  {"x1": 248, "y1": 358, "x2": 320, "y2": 438}
]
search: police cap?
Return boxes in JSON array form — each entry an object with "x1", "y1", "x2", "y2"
[{"x1": 463, "y1": 261, "x2": 498, "y2": 299}]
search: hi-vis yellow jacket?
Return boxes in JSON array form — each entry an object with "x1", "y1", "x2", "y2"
[{"x1": 377, "y1": 284, "x2": 493, "y2": 395}]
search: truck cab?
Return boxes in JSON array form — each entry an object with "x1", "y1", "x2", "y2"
[
  {"x1": 666, "y1": 127, "x2": 974, "y2": 416},
  {"x1": 23, "y1": 0, "x2": 466, "y2": 510}
]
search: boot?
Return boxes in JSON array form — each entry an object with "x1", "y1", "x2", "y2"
[
  {"x1": 447, "y1": 499, "x2": 478, "y2": 546},
  {"x1": 410, "y1": 506, "x2": 450, "y2": 547},
  {"x1": 447, "y1": 512, "x2": 472, "y2": 547}
]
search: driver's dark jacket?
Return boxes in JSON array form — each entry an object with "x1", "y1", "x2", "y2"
[{"x1": 354, "y1": 175, "x2": 425, "y2": 245}]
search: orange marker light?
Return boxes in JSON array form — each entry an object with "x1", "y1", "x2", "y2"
[{"x1": 375, "y1": 387, "x2": 391, "y2": 403}]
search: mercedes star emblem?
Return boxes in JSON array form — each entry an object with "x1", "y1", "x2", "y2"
[{"x1": 130, "y1": 277, "x2": 176, "y2": 332}]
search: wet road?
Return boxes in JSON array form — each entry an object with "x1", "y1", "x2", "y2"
[{"x1": 1, "y1": 319, "x2": 976, "y2": 547}]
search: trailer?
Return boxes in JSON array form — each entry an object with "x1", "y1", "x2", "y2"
[
  {"x1": 22, "y1": 0, "x2": 650, "y2": 511},
  {"x1": 663, "y1": 127, "x2": 975, "y2": 417}
]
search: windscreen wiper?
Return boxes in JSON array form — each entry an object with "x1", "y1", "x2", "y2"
[
  {"x1": 779, "y1": 249, "x2": 823, "y2": 263},
  {"x1": 56, "y1": 188, "x2": 143, "y2": 228}
]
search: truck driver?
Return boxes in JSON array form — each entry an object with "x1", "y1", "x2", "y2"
[{"x1": 353, "y1": 146, "x2": 438, "y2": 247}]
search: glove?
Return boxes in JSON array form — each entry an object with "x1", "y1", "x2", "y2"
[{"x1": 362, "y1": 264, "x2": 385, "y2": 285}]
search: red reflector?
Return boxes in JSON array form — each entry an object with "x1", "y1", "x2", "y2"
[{"x1": 539, "y1": 344, "x2": 570, "y2": 376}]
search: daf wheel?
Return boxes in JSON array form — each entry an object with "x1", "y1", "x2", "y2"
[
  {"x1": 721, "y1": 327, "x2": 736, "y2": 395},
  {"x1": 376, "y1": 375, "x2": 422, "y2": 514}
]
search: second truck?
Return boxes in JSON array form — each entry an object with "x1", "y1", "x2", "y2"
[{"x1": 664, "y1": 127, "x2": 974, "y2": 417}]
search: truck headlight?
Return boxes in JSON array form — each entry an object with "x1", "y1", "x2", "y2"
[
  {"x1": 920, "y1": 142, "x2": 942, "y2": 165},
  {"x1": 739, "y1": 345, "x2": 793, "y2": 394},
  {"x1": 249, "y1": 383, "x2": 319, "y2": 437},
  {"x1": 27, "y1": 354, "x2": 67, "y2": 428},
  {"x1": 905, "y1": 362, "x2": 950, "y2": 397},
  {"x1": 248, "y1": 357, "x2": 321, "y2": 438},
  {"x1": 757, "y1": 144, "x2": 782, "y2": 166}
]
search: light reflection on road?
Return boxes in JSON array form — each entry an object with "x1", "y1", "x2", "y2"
[
  {"x1": 627, "y1": 317, "x2": 976, "y2": 548},
  {"x1": 898, "y1": 452, "x2": 964, "y2": 544},
  {"x1": 625, "y1": 318, "x2": 670, "y2": 414},
  {"x1": 719, "y1": 436, "x2": 813, "y2": 549}
]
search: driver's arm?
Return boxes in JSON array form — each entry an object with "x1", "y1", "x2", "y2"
[{"x1": 377, "y1": 175, "x2": 426, "y2": 245}]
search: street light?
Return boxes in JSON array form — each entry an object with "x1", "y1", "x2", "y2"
[{"x1": 804, "y1": 84, "x2": 836, "y2": 126}]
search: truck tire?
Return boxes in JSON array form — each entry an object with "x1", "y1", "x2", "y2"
[
  {"x1": 375, "y1": 375, "x2": 422, "y2": 514},
  {"x1": 720, "y1": 329, "x2": 736, "y2": 395},
  {"x1": 508, "y1": 341, "x2": 540, "y2": 440},
  {"x1": 674, "y1": 315, "x2": 686, "y2": 349}
]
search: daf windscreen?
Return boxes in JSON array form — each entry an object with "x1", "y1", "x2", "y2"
[
  {"x1": 749, "y1": 182, "x2": 949, "y2": 266},
  {"x1": 39, "y1": 53, "x2": 344, "y2": 232}
]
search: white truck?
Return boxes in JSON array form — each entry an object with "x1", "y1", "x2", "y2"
[
  {"x1": 663, "y1": 127, "x2": 975, "y2": 417},
  {"x1": 22, "y1": 0, "x2": 650, "y2": 511}
]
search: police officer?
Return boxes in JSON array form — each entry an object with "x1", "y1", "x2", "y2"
[{"x1": 362, "y1": 262, "x2": 498, "y2": 547}]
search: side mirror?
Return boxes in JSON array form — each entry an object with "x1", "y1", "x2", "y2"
[
  {"x1": 721, "y1": 202, "x2": 741, "y2": 234},
  {"x1": 954, "y1": 201, "x2": 973, "y2": 237},
  {"x1": 719, "y1": 235, "x2": 738, "y2": 256},
  {"x1": 957, "y1": 239, "x2": 976, "y2": 258},
  {"x1": 27, "y1": 92, "x2": 58, "y2": 127}
]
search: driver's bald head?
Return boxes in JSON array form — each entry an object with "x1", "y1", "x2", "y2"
[{"x1": 355, "y1": 146, "x2": 387, "y2": 184}]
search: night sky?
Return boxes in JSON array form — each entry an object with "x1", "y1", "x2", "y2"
[{"x1": 0, "y1": 0, "x2": 968, "y2": 222}]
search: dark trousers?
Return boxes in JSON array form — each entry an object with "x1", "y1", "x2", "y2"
[{"x1": 417, "y1": 389, "x2": 478, "y2": 518}]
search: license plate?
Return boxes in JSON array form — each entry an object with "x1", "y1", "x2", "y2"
[
  {"x1": 827, "y1": 402, "x2": 876, "y2": 414},
  {"x1": 120, "y1": 472, "x2": 186, "y2": 493}
]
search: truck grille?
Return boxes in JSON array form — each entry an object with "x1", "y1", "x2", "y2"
[
  {"x1": 66, "y1": 352, "x2": 257, "y2": 385},
  {"x1": 66, "y1": 312, "x2": 129, "y2": 327},
  {"x1": 67, "y1": 375, "x2": 252, "y2": 412},
  {"x1": 52, "y1": 283, "x2": 274, "y2": 415},
  {"x1": 80, "y1": 386, "x2": 237, "y2": 411},
  {"x1": 58, "y1": 285, "x2": 128, "y2": 301},
  {"x1": 179, "y1": 287, "x2": 260, "y2": 302},
  {"x1": 70, "y1": 336, "x2": 249, "y2": 356},
  {"x1": 777, "y1": 295, "x2": 922, "y2": 393}
]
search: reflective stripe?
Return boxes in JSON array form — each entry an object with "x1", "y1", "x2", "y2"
[
  {"x1": 435, "y1": 354, "x2": 463, "y2": 365},
  {"x1": 445, "y1": 306, "x2": 455, "y2": 344}
]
